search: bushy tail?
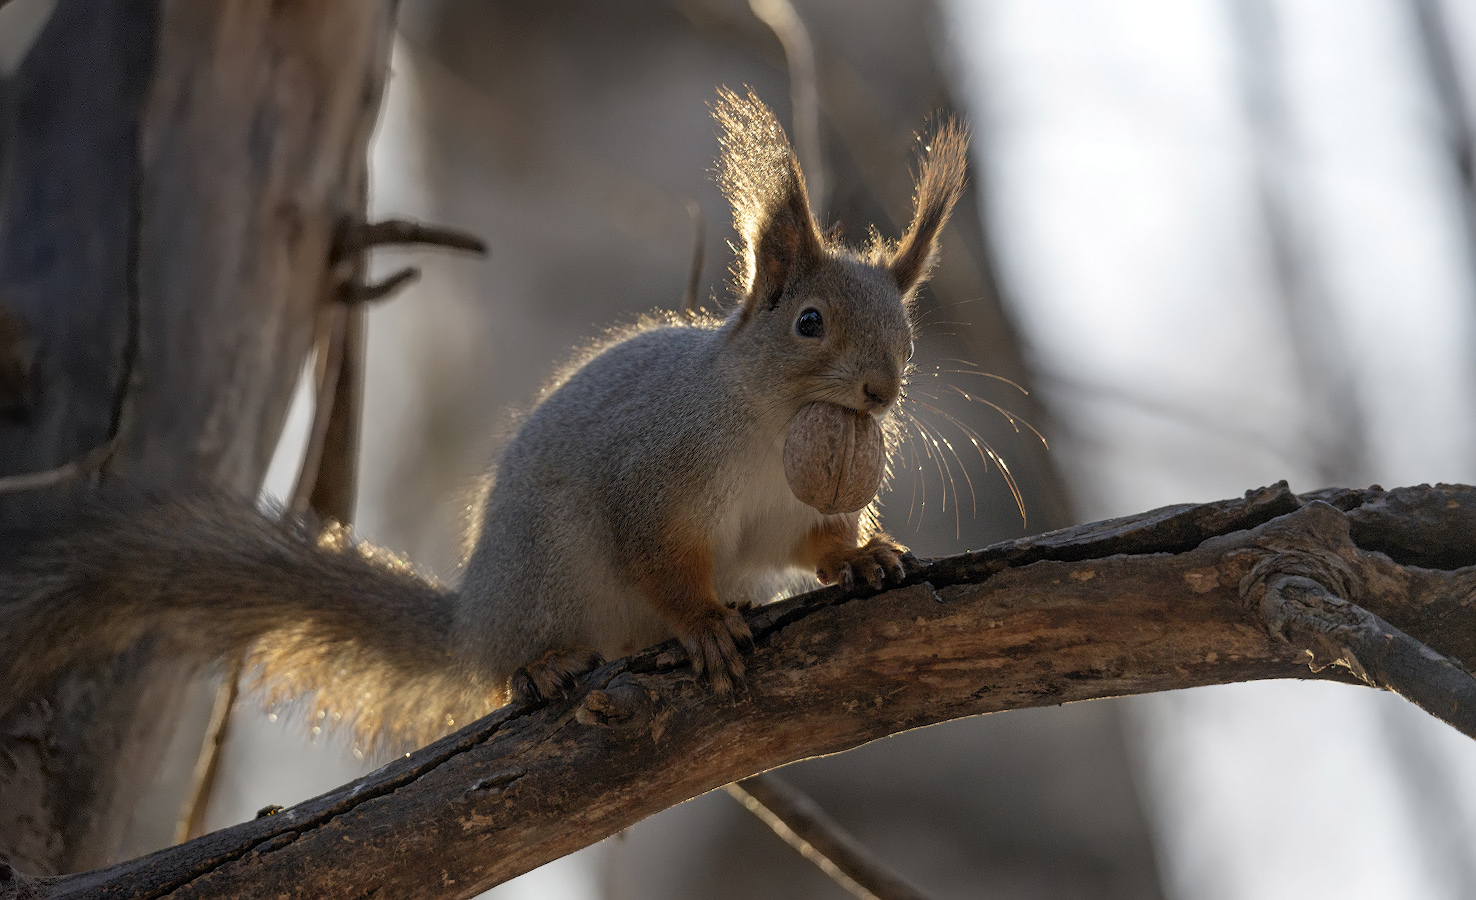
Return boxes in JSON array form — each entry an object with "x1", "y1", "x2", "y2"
[{"x1": 0, "y1": 491, "x2": 499, "y2": 751}]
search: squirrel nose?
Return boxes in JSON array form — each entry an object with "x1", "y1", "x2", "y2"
[{"x1": 862, "y1": 381, "x2": 899, "y2": 411}]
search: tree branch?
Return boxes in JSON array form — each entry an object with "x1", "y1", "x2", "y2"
[
  {"x1": 331, "y1": 218, "x2": 487, "y2": 261},
  {"x1": 1240, "y1": 498, "x2": 1476, "y2": 734},
  {"x1": 726, "y1": 773, "x2": 932, "y2": 900},
  {"x1": 13, "y1": 482, "x2": 1476, "y2": 899}
]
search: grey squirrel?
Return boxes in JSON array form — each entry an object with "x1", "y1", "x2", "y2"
[{"x1": 0, "y1": 89, "x2": 967, "y2": 749}]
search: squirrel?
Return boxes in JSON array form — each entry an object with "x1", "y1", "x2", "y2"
[{"x1": 0, "y1": 89, "x2": 968, "y2": 750}]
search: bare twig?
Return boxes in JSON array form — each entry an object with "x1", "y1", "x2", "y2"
[
  {"x1": 180, "y1": 304, "x2": 354, "y2": 840},
  {"x1": 173, "y1": 663, "x2": 241, "y2": 843},
  {"x1": 726, "y1": 773, "x2": 932, "y2": 900},
  {"x1": 338, "y1": 267, "x2": 421, "y2": 305},
  {"x1": 748, "y1": 0, "x2": 825, "y2": 214},
  {"x1": 306, "y1": 303, "x2": 364, "y2": 524},
  {"x1": 289, "y1": 305, "x2": 351, "y2": 515},
  {"x1": 332, "y1": 218, "x2": 487, "y2": 262},
  {"x1": 1266, "y1": 572, "x2": 1476, "y2": 734},
  {"x1": 0, "y1": 438, "x2": 114, "y2": 493},
  {"x1": 187, "y1": 190, "x2": 376, "y2": 838},
  {"x1": 682, "y1": 196, "x2": 705, "y2": 314}
]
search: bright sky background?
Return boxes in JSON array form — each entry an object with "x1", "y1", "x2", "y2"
[{"x1": 946, "y1": 1, "x2": 1476, "y2": 897}]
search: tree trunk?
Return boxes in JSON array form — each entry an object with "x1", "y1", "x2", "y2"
[{"x1": 0, "y1": 0, "x2": 398, "y2": 873}]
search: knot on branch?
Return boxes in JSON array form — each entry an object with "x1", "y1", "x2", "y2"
[
  {"x1": 1239, "y1": 502, "x2": 1366, "y2": 675},
  {"x1": 1241, "y1": 548, "x2": 1362, "y2": 647},
  {"x1": 1234, "y1": 502, "x2": 1476, "y2": 737},
  {"x1": 574, "y1": 677, "x2": 656, "y2": 736},
  {"x1": 1251, "y1": 573, "x2": 1371, "y2": 679}
]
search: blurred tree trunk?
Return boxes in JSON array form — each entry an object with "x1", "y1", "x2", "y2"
[{"x1": 0, "y1": 0, "x2": 398, "y2": 873}]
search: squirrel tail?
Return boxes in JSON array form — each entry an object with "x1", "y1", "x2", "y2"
[{"x1": 0, "y1": 491, "x2": 498, "y2": 751}]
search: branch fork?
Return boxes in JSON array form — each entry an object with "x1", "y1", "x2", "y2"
[
  {"x1": 1239, "y1": 499, "x2": 1476, "y2": 734},
  {"x1": 328, "y1": 217, "x2": 488, "y2": 306}
]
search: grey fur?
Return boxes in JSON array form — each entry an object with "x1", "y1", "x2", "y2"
[{"x1": 0, "y1": 91, "x2": 968, "y2": 749}]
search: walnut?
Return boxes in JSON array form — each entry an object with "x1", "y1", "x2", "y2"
[{"x1": 783, "y1": 402, "x2": 885, "y2": 515}]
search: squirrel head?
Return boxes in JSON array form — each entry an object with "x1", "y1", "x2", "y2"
[{"x1": 713, "y1": 87, "x2": 968, "y2": 419}]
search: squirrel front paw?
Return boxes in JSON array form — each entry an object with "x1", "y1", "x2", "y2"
[
  {"x1": 678, "y1": 605, "x2": 754, "y2": 695},
  {"x1": 511, "y1": 646, "x2": 605, "y2": 704},
  {"x1": 815, "y1": 535, "x2": 911, "y2": 590}
]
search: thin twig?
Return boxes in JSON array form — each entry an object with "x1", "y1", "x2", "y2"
[
  {"x1": 332, "y1": 218, "x2": 487, "y2": 262},
  {"x1": 338, "y1": 267, "x2": 421, "y2": 305},
  {"x1": 748, "y1": 0, "x2": 825, "y2": 215},
  {"x1": 0, "y1": 438, "x2": 115, "y2": 493},
  {"x1": 726, "y1": 773, "x2": 933, "y2": 900},
  {"x1": 289, "y1": 305, "x2": 350, "y2": 514},
  {"x1": 682, "y1": 196, "x2": 705, "y2": 315},
  {"x1": 307, "y1": 304, "x2": 364, "y2": 523},
  {"x1": 180, "y1": 205, "x2": 379, "y2": 836},
  {"x1": 173, "y1": 661, "x2": 241, "y2": 843},
  {"x1": 177, "y1": 302, "x2": 352, "y2": 838}
]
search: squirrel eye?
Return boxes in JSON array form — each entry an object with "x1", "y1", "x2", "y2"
[{"x1": 795, "y1": 308, "x2": 824, "y2": 339}]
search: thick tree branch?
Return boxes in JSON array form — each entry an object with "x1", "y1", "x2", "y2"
[{"x1": 9, "y1": 482, "x2": 1476, "y2": 900}]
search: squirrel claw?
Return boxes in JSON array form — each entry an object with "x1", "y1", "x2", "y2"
[
  {"x1": 817, "y1": 536, "x2": 909, "y2": 591},
  {"x1": 679, "y1": 605, "x2": 752, "y2": 695},
  {"x1": 839, "y1": 565, "x2": 856, "y2": 591},
  {"x1": 511, "y1": 646, "x2": 604, "y2": 704}
]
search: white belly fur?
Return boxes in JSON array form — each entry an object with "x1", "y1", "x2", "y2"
[
  {"x1": 581, "y1": 430, "x2": 827, "y2": 657},
  {"x1": 710, "y1": 428, "x2": 825, "y2": 605}
]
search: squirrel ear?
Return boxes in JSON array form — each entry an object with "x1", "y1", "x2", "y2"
[
  {"x1": 890, "y1": 120, "x2": 969, "y2": 294},
  {"x1": 713, "y1": 87, "x2": 822, "y2": 319}
]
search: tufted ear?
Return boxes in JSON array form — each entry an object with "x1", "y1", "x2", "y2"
[
  {"x1": 714, "y1": 87, "x2": 823, "y2": 324},
  {"x1": 890, "y1": 120, "x2": 968, "y2": 294}
]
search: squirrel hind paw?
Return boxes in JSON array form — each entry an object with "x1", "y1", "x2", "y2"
[
  {"x1": 679, "y1": 606, "x2": 754, "y2": 695},
  {"x1": 510, "y1": 646, "x2": 604, "y2": 704}
]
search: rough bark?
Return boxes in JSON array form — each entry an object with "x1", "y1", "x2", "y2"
[
  {"x1": 6, "y1": 482, "x2": 1473, "y2": 900},
  {"x1": 0, "y1": 0, "x2": 398, "y2": 874}
]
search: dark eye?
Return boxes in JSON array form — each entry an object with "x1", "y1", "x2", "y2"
[{"x1": 795, "y1": 308, "x2": 824, "y2": 339}]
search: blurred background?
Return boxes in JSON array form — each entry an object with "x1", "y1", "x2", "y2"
[{"x1": 8, "y1": 0, "x2": 1476, "y2": 896}]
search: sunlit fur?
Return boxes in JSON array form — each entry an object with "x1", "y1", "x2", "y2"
[
  {"x1": 0, "y1": 91, "x2": 972, "y2": 754},
  {"x1": 0, "y1": 492, "x2": 472, "y2": 752}
]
